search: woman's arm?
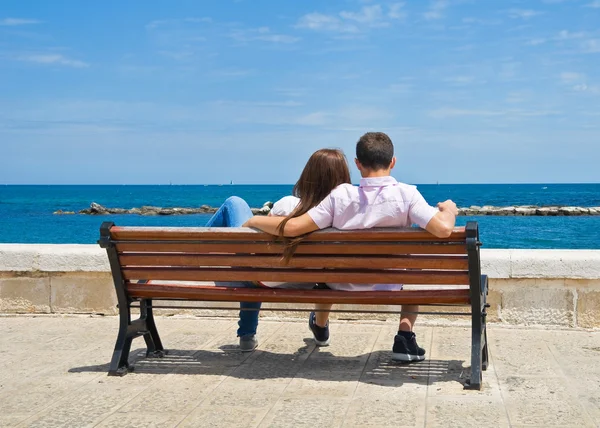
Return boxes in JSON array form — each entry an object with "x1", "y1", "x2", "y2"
[{"x1": 243, "y1": 213, "x2": 319, "y2": 237}]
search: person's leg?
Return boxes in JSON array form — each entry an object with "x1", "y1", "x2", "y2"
[
  {"x1": 205, "y1": 197, "x2": 261, "y2": 350},
  {"x1": 399, "y1": 304, "x2": 418, "y2": 332},
  {"x1": 392, "y1": 304, "x2": 425, "y2": 362},
  {"x1": 314, "y1": 304, "x2": 332, "y2": 327},
  {"x1": 205, "y1": 196, "x2": 253, "y2": 228},
  {"x1": 309, "y1": 303, "x2": 332, "y2": 346}
]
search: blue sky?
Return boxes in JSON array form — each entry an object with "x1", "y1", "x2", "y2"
[{"x1": 1, "y1": 0, "x2": 599, "y2": 184}]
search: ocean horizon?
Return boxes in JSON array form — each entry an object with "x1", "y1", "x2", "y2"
[{"x1": 1, "y1": 183, "x2": 599, "y2": 248}]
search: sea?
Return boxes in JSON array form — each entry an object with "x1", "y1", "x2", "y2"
[{"x1": 1, "y1": 184, "x2": 599, "y2": 249}]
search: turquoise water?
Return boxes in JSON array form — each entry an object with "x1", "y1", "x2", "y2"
[{"x1": 1, "y1": 184, "x2": 599, "y2": 248}]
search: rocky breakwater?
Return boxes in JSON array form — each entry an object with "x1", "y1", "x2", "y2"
[
  {"x1": 459, "y1": 205, "x2": 600, "y2": 216},
  {"x1": 54, "y1": 201, "x2": 274, "y2": 216},
  {"x1": 54, "y1": 202, "x2": 600, "y2": 216}
]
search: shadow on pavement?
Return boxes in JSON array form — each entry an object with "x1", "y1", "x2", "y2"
[{"x1": 69, "y1": 345, "x2": 469, "y2": 388}]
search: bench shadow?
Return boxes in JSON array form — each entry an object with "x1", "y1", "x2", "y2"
[{"x1": 69, "y1": 343, "x2": 469, "y2": 388}]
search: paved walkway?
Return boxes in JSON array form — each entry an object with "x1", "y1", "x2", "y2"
[{"x1": 1, "y1": 315, "x2": 599, "y2": 427}]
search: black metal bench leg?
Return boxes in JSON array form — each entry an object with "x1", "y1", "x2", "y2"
[
  {"x1": 466, "y1": 274, "x2": 489, "y2": 389},
  {"x1": 141, "y1": 299, "x2": 166, "y2": 358},
  {"x1": 108, "y1": 303, "x2": 134, "y2": 376},
  {"x1": 482, "y1": 327, "x2": 489, "y2": 371},
  {"x1": 467, "y1": 310, "x2": 483, "y2": 390}
]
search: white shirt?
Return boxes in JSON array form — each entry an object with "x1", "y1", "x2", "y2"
[
  {"x1": 307, "y1": 176, "x2": 438, "y2": 230},
  {"x1": 264, "y1": 177, "x2": 438, "y2": 291},
  {"x1": 307, "y1": 176, "x2": 438, "y2": 291}
]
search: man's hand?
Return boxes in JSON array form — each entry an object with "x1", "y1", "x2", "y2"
[
  {"x1": 437, "y1": 200, "x2": 459, "y2": 216},
  {"x1": 426, "y1": 200, "x2": 458, "y2": 238}
]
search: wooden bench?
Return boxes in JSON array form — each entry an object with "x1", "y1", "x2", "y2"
[{"x1": 98, "y1": 220, "x2": 489, "y2": 389}]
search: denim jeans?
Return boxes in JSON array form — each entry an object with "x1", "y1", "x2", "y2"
[{"x1": 205, "y1": 196, "x2": 261, "y2": 337}]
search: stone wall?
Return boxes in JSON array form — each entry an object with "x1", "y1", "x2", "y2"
[{"x1": 1, "y1": 245, "x2": 599, "y2": 328}]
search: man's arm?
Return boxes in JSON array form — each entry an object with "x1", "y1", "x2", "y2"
[
  {"x1": 243, "y1": 213, "x2": 319, "y2": 237},
  {"x1": 425, "y1": 200, "x2": 458, "y2": 238}
]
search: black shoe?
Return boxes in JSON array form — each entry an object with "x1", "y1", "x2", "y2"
[
  {"x1": 392, "y1": 331, "x2": 425, "y2": 362},
  {"x1": 309, "y1": 312, "x2": 330, "y2": 346}
]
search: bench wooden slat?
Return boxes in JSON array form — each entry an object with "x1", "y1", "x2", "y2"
[
  {"x1": 110, "y1": 226, "x2": 467, "y2": 242},
  {"x1": 126, "y1": 282, "x2": 471, "y2": 305},
  {"x1": 116, "y1": 242, "x2": 467, "y2": 255},
  {"x1": 121, "y1": 267, "x2": 470, "y2": 285},
  {"x1": 119, "y1": 254, "x2": 470, "y2": 270}
]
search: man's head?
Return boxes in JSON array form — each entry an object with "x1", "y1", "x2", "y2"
[{"x1": 355, "y1": 132, "x2": 396, "y2": 177}]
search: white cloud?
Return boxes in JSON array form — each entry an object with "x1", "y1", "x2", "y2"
[
  {"x1": 17, "y1": 54, "x2": 89, "y2": 68},
  {"x1": 424, "y1": 0, "x2": 449, "y2": 20},
  {"x1": 443, "y1": 75, "x2": 486, "y2": 85},
  {"x1": 340, "y1": 5, "x2": 386, "y2": 26},
  {"x1": 584, "y1": 1, "x2": 600, "y2": 7},
  {"x1": 429, "y1": 108, "x2": 505, "y2": 118},
  {"x1": 559, "y1": 72, "x2": 600, "y2": 94},
  {"x1": 527, "y1": 38, "x2": 547, "y2": 46},
  {"x1": 0, "y1": 18, "x2": 41, "y2": 26},
  {"x1": 560, "y1": 72, "x2": 585, "y2": 83},
  {"x1": 296, "y1": 4, "x2": 405, "y2": 33},
  {"x1": 388, "y1": 3, "x2": 406, "y2": 20},
  {"x1": 507, "y1": 9, "x2": 544, "y2": 19},
  {"x1": 581, "y1": 39, "x2": 600, "y2": 53},
  {"x1": 389, "y1": 83, "x2": 413, "y2": 93},
  {"x1": 146, "y1": 17, "x2": 211, "y2": 30},
  {"x1": 573, "y1": 84, "x2": 600, "y2": 94},
  {"x1": 556, "y1": 30, "x2": 585, "y2": 40},
  {"x1": 429, "y1": 108, "x2": 560, "y2": 119},
  {"x1": 296, "y1": 13, "x2": 357, "y2": 33},
  {"x1": 230, "y1": 26, "x2": 300, "y2": 44}
]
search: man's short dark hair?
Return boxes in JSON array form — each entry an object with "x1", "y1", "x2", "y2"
[{"x1": 356, "y1": 132, "x2": 394, "y2": 170}]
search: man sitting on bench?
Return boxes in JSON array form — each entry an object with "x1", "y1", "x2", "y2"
[{"x1": 244, "y1": 132, "x2": 458, "y2": 362}]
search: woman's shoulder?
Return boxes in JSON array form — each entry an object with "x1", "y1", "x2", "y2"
[{"x1": 271, "y1": 195, "x2": 300, "y2": 216}]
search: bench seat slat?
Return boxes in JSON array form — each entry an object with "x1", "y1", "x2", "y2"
[
  {"x1": 110, "y1": 226, "x2": 467, "y2": 242},
  {"x1": 119, "y1": 254, "x2": 470, "y2": 270},
  {"x1": 121, "y1": 267, "x2": 470, "y2": 285},
  {"x1": 116, "y1": 242, "x2": 467, "y2": 255},
  {"x1": 126, "y1": 282, "x2": 471, "y2": 305}
]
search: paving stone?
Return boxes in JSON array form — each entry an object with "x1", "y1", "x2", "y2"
[
  {"x1": 118, "y1": 374, "x2": 223, "y2": 413},
  {"x1": 178, "y1": 405, "x2": 268, "y2": 428},
  {"x1": 360, "y1": 351, "x2": 431, "y2": 388},
  {"x1": 283, "y1": 377, "x2": 358, "y2": 398},
  {"x1": 21, "y1": 380, "x2": 151, "y2": 428},
  {"x1": 95, "y1": 412, "x2": 183, "y2": 428},
  {"x1": 426, "y1": 397, "x2": 510, "y2": 427},
  {"x1": 310, "y1": 333, "x2": 378, "y2": 359},
  {"x1": 500, "y1": 376, "x2": 594, "y2": 426},
  {"x1": 427, "y1": 360, "x2": 501, "y2": 397},
  {"x1": 342, "y1": 398, "x2": 424, "y2": 427},
  {"x1": 1, "y1": 317, "x2": 599, "y2": 428},
  {"x1": 0, "y1": 413, "x2": 34, "y2": 428},
  {"x1": 260, "y1": 397, "x2": 349, "y2": 428},
  {"x1": 207, "y1": 378, "x2": 288, "y2": 408},
  {"x1": 429, "y1": 327, "x2": 471, "y2": 359},
  {"x1": 490, "y1": 329, "x2": 563, "y2": 378}
]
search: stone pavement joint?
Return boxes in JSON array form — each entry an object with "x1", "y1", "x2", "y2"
[{"x1": 0, "y1": 315, "x2": 599, "y2": 427}]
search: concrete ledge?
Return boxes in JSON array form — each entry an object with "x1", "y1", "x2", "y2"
[{"x1": 1, "y1": 245, "x2": 599, "y2": 328}]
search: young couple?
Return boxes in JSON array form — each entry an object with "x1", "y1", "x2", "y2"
[{"x1": 205, "y1": 132, "x2": 459, "y2": 362}]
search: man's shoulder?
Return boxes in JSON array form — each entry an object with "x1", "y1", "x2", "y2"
[{"x1": 329, "y1": 183, "x2": 358, "y2": 198}]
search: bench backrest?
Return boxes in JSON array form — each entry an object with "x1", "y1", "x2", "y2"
[{"x1": 99, "y1": 222, "x2": 480, "y2": 288}]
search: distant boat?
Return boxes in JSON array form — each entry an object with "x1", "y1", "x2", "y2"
[
  {"x1": 542, "y1": 186, "x2": 548, "y2": 190},
  {"x1": 230, "y1": 180, "x2": 234, "y2": 185}
]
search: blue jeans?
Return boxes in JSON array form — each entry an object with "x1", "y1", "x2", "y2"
[{"x1": 205, "y1": 196, "x2": 261, "y2": 337}]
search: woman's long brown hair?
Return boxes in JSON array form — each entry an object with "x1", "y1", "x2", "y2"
[{"x1": 277, "y1": 148, "x2": 351, "y2": 262}]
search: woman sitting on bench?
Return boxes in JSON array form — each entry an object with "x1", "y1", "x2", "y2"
[{"x1": 204, "y1": 148, "x2": 352, "y2": 351}]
